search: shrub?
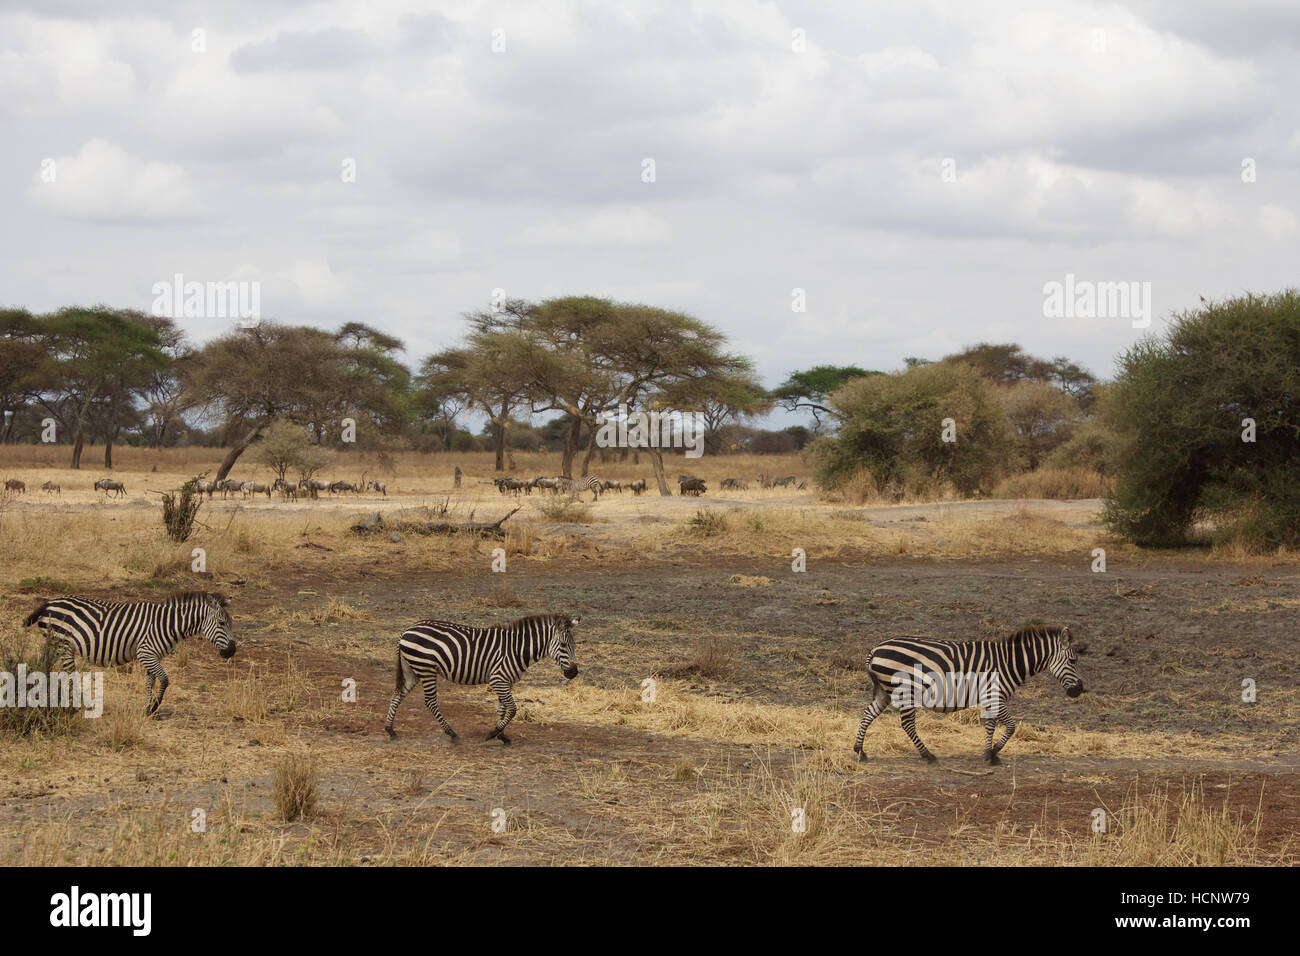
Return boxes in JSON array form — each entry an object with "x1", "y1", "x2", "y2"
[
  {"x1": 811, "y1": 361, "x2": 1014, "y2": 497},
  {"x1": 1102, "y1": 290, "x2": 1300, "y2": 550}
]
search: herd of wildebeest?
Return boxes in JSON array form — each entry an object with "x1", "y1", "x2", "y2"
[
  {"x1": 1, "y1": 470, "x2": 810, "y2": 503},
  {"x1": 491, "y1": 472, "x2": 808, "y2": 499}
]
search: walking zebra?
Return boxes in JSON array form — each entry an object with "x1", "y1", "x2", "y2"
[
  {"x1": 385, "y1": 612, "x2": 580, "y2": 745},
  {"x1": 581, "y1": 475, "x2": 601, "y2": 500},
  {"x1": 22, "y1": 592, "x2": 237, "y2": 716},
  {"x1": 854, "y1": 625, "x2": 1084, "y2": 764}
]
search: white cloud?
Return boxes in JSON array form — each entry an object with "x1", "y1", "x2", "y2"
[{"x1": 29, "y1": 139, "x2": 198, "y2": 221}]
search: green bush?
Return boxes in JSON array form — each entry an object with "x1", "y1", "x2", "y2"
[
  {"x1": 1102, "y1": 290, "x2": 1300, "y2": 551},
  {"x1": 811, "y1": 361, "x2": 1014, "y2": 498}
]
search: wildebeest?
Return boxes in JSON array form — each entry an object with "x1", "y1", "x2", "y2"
[
  {"x1": 41, "y1": 481, "x2": 61, "y2": 495},
  {"x1": 720, "y1": 478, "x2": 748, "y2": 491},
  {"x1": 628, "y1": 478, "x2": 647, "y2": 495},
  {"x1": 679, "y1": 477, "x2": 707, "y2": 496},
  {"x1": 600, "y1": 480, "x2": 623, "y2": 494},
  {"x1": 366, "y1": 480, "x2": 387, "y2": 496},
  {"x1": 328, "y1": 480, "x2": 359, "y2": 495},
  {"x1": 4, "y1": 478, "x2": 26, "y2": 493},
  {"x1": 94, "y1": 478, "x2": 126, "y2": 498}
]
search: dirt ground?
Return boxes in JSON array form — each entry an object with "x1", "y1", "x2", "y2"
[{"x1": 0, "y1": 464, "x2": 1296, "y2": 865}]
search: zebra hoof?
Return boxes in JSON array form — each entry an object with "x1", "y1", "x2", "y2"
[
  {"x1": 498, "y1": 734, "x2": 511, "y2": 746},
  {"x1": 921, "y1": 753, "x2": 938, "y2": 764},
  {"x1": 446, "y1": 731, "x2": 460, "y2": 743},
  {"x1": 986, "y1": 753, "x2": 1000, "y2": 766},
  {"x1": 386, "y1": 728, "x2": 397, "y2": 739}
]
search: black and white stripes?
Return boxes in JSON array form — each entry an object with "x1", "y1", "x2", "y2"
[
  {"x1": 22, "y1": 591, "x2": 237, "y2": 715},
  {"x1": 385, "y1": 612, "x2": 580, "y2": 744},
  {"x1": 854, "y1": 625, "x2": 1084, "y2": 764}
]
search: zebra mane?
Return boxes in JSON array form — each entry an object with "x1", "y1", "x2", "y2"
[
  {"x1": 1006, "y1": 624, "x2": 1067, "y2": 642},
  {"x1": 168, "y1": 590, "x2": 230, "y2": 607},
  {"x1": 507, "y1": 612, "x2": 570, "y2": 628}
]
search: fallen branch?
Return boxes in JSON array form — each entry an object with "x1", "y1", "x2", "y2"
[{"x1": 351, "y1": 507, "x2": 521, "y2": 538}]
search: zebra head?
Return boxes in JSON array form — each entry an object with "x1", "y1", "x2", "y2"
[
  {"x1": 547, "y1": 614, "x2": 580, "y2": 679},
  {"x1": 1047, "y1": 626, "x2": 1084, "y2": 698},
  {"x1": 199, "y1": 593, "x2": 238, "y2": 659}
]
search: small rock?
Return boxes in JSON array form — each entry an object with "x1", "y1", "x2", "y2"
[{"x1": 389, "y1": 532, "x2": 404, "y2": 543}]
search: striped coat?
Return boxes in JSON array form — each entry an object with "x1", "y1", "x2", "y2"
[
  {"x1": 385, "y1": 612, "x2": 580, "y2": 745},
  {"x1": 23, "y1": 592, "x2": 237, "y2": 715},
  {"x1": 854, "y1": 625, "x2": 1084, "y2": 764}
]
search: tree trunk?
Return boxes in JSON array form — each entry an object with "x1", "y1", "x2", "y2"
[
  {"x1": 579, "y1": 421, "x2": 597, "y2": 477},
  {"x1": 647, "y1": 446, "x2": 671, "y2": 495},
  {"x1": 560, "y1": 415, "x2": 582, "y2": 478},
  {"x1": 215, "y1": 424, "x2": 264, "y2": 481},
  {"x1": 493, "y1": 416, "x2": 505, "y2": 472},
  {"x1": 104, "y1": 436, "x2": 113, "y2": 469},
  {"x1": 70, "y1": 431, "x2": 84, "y2": 469}
]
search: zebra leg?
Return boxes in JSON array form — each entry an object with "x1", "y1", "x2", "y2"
[
  {"x1": 139, "y1": 649, "x2": 169, "y2": 717},
  {"x1": 55, "y1": 641, "x2": 75, "y2": 674},
  {"x1": 853, "y1": 686, "x2": 890, "y2": 760},
  {"x1": 899, "y1": 707, "x2": 937, "y2": 762},
  {"x1": 384, "y1": 658, "x2": 417, "y2": 739},
  {"x1": 992, "y1": 710, "x2": 1018, "y2": 757},
  {"x1": 485, "y1": 677, "x2": 517, "y2": 744},
  {"x1": 983, "y1": 717, "x2": 1000, "y2": 764},
  {"x1": 420, "y1": 676, "x2": 458, "y2": 741}
]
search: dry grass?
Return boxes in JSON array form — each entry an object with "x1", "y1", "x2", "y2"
[
  {"x1": 993, "y1": 466, "x2": 1111, "y2": 500},
  {"x1": 1072, "y1": 780, "x2": 1265, "y2": 865},
  {"x1": 272, "y1": 753, "x2": 319, "y2": 822}
]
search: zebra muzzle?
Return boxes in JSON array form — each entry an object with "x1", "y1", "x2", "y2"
[
  {"x1": 220, "y1": 641, "x2": 237, "y2": 659},
  {"x1": 563, "y1": 664, "x2": 579, "y2": 679},
  {"x1": 1067, "y1": 683, "x2": 1083, "y2": 698}
]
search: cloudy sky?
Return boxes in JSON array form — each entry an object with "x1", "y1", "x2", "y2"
[{"x1": 2, "y1": 0, "x2": 1297, "y2": 411}]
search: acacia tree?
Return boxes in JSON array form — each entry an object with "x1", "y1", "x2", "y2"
[
  {"x1": 772, "y1": 365, "x2": 876, "y2": 434},
  {"x1": 419, "y1": 320, "x2": 533, "y2": 473},
  {"x1": 0, "y1": 309, "x2": 52, "y2": 443},
  {"x1": 599, "y1": 304, "x2": 756, "y2": 495},
  {"x1": 186, "y1": 321, "x2": 410, "y2": 480},
  {"x1": 39, "y1": 307, "x2": 168, "y2": 469}
]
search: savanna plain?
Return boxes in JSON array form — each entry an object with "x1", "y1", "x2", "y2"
[{"x1": 1, "y1": 448, "x2": 1295, "y2": 865}]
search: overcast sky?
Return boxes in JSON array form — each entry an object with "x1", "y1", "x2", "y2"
[{"x1": 3, "y1": 0, "x2": 1297, "y2": 416}]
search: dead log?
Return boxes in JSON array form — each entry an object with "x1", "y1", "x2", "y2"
[{"x1": 352, "y1": 507, "x2": 521, "y2": 538}]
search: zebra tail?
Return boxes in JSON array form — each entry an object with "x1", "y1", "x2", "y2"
[
  {"x1": 22, "y1": 603, "x2": 50, "y2": 628},
  {"x1": 393, "y1": 647, "x2": 406, "y2": 694}
]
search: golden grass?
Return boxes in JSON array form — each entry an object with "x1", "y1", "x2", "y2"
[{"x1": 272, "y1": 753, "x2": 319, "y2": 822}]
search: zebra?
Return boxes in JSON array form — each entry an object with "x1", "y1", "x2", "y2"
[
  {"x1": 853, "y1": 625, "x2": 1085, "y2": 765},
  {"x1": 385, "y1": 612, "x2": 580, "y2": 745},
  {"x1": 22, "y1": 591, "x2": 237, "y2": 716},
  {"x1": 771, "y1": 475, "x2": 798, "y2": 488},
  {"x1": 581, "y1": 476, "x2": 601, "y2": 500},
  {"x1": 94, "y1": 478, "x2": 126, "y2": 497},
  {"x1": 241, "y1": 481, "x2": 271, "y2": 498}
]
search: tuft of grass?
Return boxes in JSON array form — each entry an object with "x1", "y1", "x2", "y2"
[
  {"x1": 664, "y1": 642, "x2": 734, "y2": 681},
  {"x1": 226, "y1": 663, "x2": 270, "y2": 722},
  {"x1": 534, "y1": 495, "x2": 592, "y2": 523},
  {"x1": 0, "y1": 631, "x2": 82, "y2": 740},
  {"x1": 685, "y1": 508, "x2": 729, "y2": 536},
  {"x1": 272, "y1": 753, "x2": 319, "y2": 822}
]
